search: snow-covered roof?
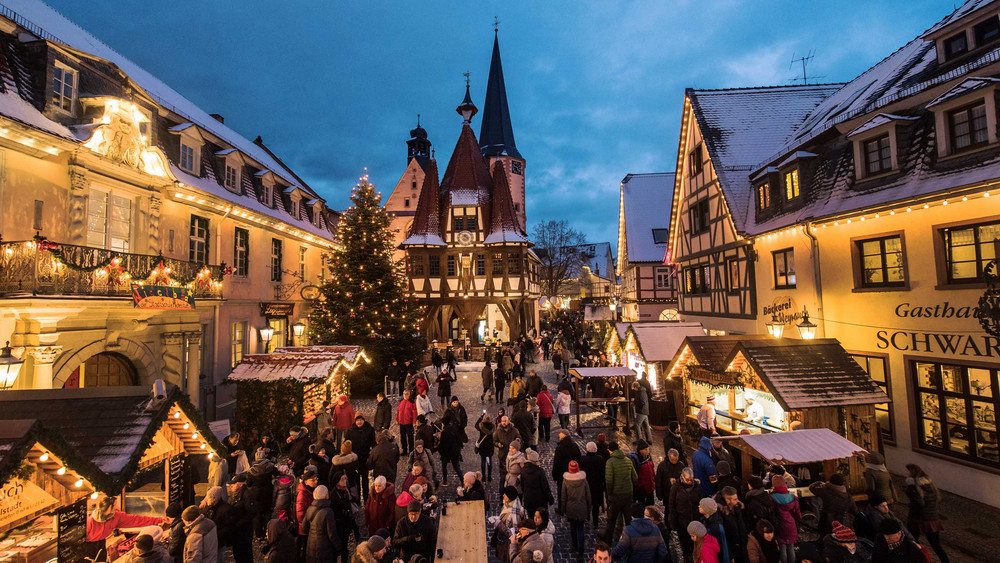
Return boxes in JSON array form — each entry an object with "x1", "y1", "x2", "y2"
[
  {"x1": 448, "y1": 189, "x2": 483, "y2": 206},
  {"x1": 569, "y1": 367, "x2": 636, "y2": 379},
  {"x1": 846, "y1": 113, "x2": 919, "y2": 138},
  {"x1": 0, "y1": 85, "x2": 74, "y2": 140},
  {"x1": 483, "y1": 228, "x2": 529, "y2": 245},
  {"x1": 227, "y1": 346, "x2": 365, "y2": 383},
  {"x1": 720, "y1": 428, "x2": 867, "y2": 464},
  {"x1": 0, "y1": 0, "x2": 320, "y2": 200},
  {"x1": 776, "y1": 151, "x2": 817, "y2": 168},
  {"x1": 402, "y1": 232, "x2": 447, "y2": 246},
  {"x1": 626, "y1": 322, "x2": 705, "y2": 362},
  {"x1": 926, "y1": 76, "x2": 1000, "y2": 107},
  {"x1": 687, "y1": 85, "x2": 840, "y2": 232},
  {"x1": 620, "y1": 172, "x2": 673, "y2": 263}
]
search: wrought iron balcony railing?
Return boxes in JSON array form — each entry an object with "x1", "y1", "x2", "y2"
[{"x1": 0, "y1": 240, "x2": 224, "y2": 298}]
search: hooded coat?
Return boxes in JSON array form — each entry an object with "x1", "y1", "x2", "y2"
[
  {"x1": 512, "y1": 406, "x2": 535, "y2": 447},
  {"x1": 333, "y1": 401, "x2": 356, "y2": 430},
  {"x1": 692, "y1": 436, "x2": 718, "y2": 496},
  {"x1": 367, "y1": 439, "x2": 401, "y2": 484},
  {"x1": 482, "y1": 364, "x2": 494, "y2": 390},
  {"x1": 364, "y1": 483, "x2": 397, "y2": 535},
  {"x1": 262, "y1": 519, "x2": 297, "y2": 563},
  {"x1": 439, "y1": 421, "x2": 464, "y2": 463},
  {"x1": 668, "y1": 479, "x2": 702, "y2": 530},
  {"x1": 511, "y1": 529, "x2": 553, "y2": 563},
  {"x1": 559, "y1": 471, "x2": 592, "y2": 521},
  {"x1": 121, "y1": 544, "x2": 173, "y2": 563},
  {"x1": 505, "y1": 450, "x2": 526, "y2": 491},
  {"x1": 552, "y1": 435, "x2": 582, "y2": 483},
  {"x1": 609, "y1": 517, "x2": 667, "y2": 563},
  {"x1": 521, "y1": 461, "x2": 554, "y2": 512},
  {"x1": 396, "y1": 397, "x2": 416, "y2": 426},
  {"x1": 182, "y1": 514, "x2": 218, "y2": 563},
  {"x1": 536, "y1": 390, "x2": 554, "y2": 418},
  {"x1": 770, "y1": 489, "x2": 801, "y2": 545},
  {"x1": 302, "y1": 498, "x2": 341, "y2": 562}
]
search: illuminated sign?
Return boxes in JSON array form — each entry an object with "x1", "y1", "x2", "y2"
[
  {"x1": 132, "y1": 285, "x2": 195, "y2": 310},
  {"x1": 0, "y1": 478, "x2": 59, "y2": 533}
]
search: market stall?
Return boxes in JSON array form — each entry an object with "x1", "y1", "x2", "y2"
[
  {"x1": 621, "y1": 322, "x2": 704, "y2": 392},
  {"x1": 568, "y1": 367, "x2": 635, "y2": 437},
  {"x1": 602, "y1": 322, "x2": 631, "y2": 365},
  {"x1": 226, "y1": 345, "x2": 368, "y2": 438},
  {"x1": 669, "y1": 336, "x2": 888, "y2": 489}
]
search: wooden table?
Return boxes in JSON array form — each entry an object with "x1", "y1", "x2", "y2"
[{"x1": 435, "y1": 500, "x2": 487, "y2": 563}]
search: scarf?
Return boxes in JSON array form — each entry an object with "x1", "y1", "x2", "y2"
[
  {"x1": 752, "y1": 530, "x2": 780, "y2": 563},
  {"x1": 865, "y1": 462, "x2": 888, "y2": 472}
]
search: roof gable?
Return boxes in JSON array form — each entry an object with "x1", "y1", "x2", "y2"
[
  {"x1": 625, "y1": 322, "x2": 705, "y2": 363},
  {"x1": 484, "y1": 160, "x2": 528, "y2": 245},
  {"x1": 402, "y1": 159, "x2": 445, "y2": 247},
  {"x1": 620, "y1": 172, "x2": 673, "y2": 263},
  {"x1": 479, "y1": 33, "x2": 521, "y2": 159}
]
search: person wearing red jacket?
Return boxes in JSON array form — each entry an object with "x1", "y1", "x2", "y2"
[
  {"x1": 86, "y1": 495, "x2": 165, "y2": 558},
  {"x1": 397, "y1": 390, "x2": 417, "y2": 455},
  {"x1": 332, "y1": 394, "x2": 355, "y2": 450},
  {"x1": 296, "y1": 469, "x2": 319, "y2": 559},
  {"x1": 364, "y1": 476, "x2": 397, "y2": 535},
  {"x1": 536, "y1": 385, "x2": 555, "y2": 443}
]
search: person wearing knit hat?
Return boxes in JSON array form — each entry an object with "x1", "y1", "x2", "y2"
[
  {"x1": 769, "y1": 473, "x2": 800, "y2": 563},
  {"x1": 502, "y1": 485, "x2": 520, "y2": 502},
  {"x1": 699, "y1": 497, "x2": 718, "y2": 516},
  {"x1": 164, "y1": 501, "x2": 185, "y2": 562},
  {"x1": 313, "y1": 485, "x2": 329, "y2": 499},
  {"x1": 133, "y1": 534, "x2": 155, "y2": 554},
  {"x1": 823, "y1": 520, "x2": 872, "y2": 561},
  {"x1": 526, "y1": 448, "x2": 540, "y2": 463},
  {"x1": 585, "y1": 441, "x2": 597, "y2": 453},
  {"x1": 687, "y1": 520, "x2": 720, "y2": 563},
  {"x1": 568, "y1": 460, "x2": 580, "y2": 473},
  {"x1": 519, "y1": 448, "x2": 552, "y2": 518},
  {"x1": 366, "y1": 534, "x2": 387, "y2": 557},
  {"x1": 396, "y1": 498, "x2": 435, "y2": 561}
]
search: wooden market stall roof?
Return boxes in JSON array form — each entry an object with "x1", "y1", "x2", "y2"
[
  {"x1": 624, "y1": 322, "x2": 705, "y2": 362},
  {"x1": 0, "y1": 386, "x2": 224, "y2": 492},
  {"x1": 724, "y1": 339, "x2": 890, "y2": 410},
  {"x1": 569, "y1": 367, "x2": 636, "y2": 379},
  {"x1": 719, "y1": 428, "x2": 867, "y2": 464},
  {"x1": 226, "y1": 345, "x2": 367, "y2": 384},
  {"x1": 666, "y1": 335, "x2": 772, "y2": 379}
]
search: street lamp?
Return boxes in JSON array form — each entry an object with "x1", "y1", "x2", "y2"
[
  {"x1": 0, "y1": 342, "x2": 24, "y2": 390},
  {"x1": 292, "y1": 320, "x2": 306, "y2": 345},
  {"x1": 765, "y1": 314, "x2": 784, "y2": 338},
  {"x1": 259, "y1": 325, "x2": 274, "y2": 352},
  {"x1": 797, "y1": 308, "x2": 817, "y2": 339}
]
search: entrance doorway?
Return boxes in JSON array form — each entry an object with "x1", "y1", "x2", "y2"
[
  {"x1": 65, "y1": 352, "x2": 138, "y2": 388},
  {"x1": 448, "y1": 312, "x2": 460, "y2": 341}
]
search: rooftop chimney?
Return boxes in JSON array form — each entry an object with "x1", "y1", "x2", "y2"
[{"x1": 210, "y1": 113, "x2": 224, "y2": 124}]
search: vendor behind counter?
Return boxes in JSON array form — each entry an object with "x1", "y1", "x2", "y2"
[{"x1": 86, "y1": 496, "x2": 165, "y2": 561}]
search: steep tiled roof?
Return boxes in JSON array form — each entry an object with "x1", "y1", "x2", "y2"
[
  {"x1": 926, "y1": 76, "x2": 1000, "y2": 107},
  {"x1": 401, "y1": 159, "x2": 445, "y2": 246},
  {"x1": 440, "y1": 124, "x2": 492, "y2": 198},
  {"x1": 485, "y1": 160, "x2": 528, "y2": 244},
  {"x1": 726, "y1": 339, "x2": 889, "y2": 410},
  {"x1": 687, "y1": 85, "x2": 841, "y2": 232},
  {"x1": 479, "y1": 33, "x2": 521, "y2": 160},
  {"x1": 620, "y1": 173, "x2": 674, "y2": 263}
]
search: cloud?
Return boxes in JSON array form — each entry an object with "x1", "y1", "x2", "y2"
[{"x1": 723, "y1": 42, "x2": 800, "y2": 87}]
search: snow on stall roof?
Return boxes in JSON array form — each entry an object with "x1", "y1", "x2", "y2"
[
  {"x1": 627, "y1": 322, "x2": 705, "y2": 362},
  {"x1": 569, "y1": 367, "x2": 636, "y2": 379},
  {"x1": 720, "y1": 428, "x2": 867, "y2": 464},
  {"x1": 620, "y1": 173, "x2": 673, "y2": 262},
  {"x1": 227, "y1": 354, "x2": 343, "y2": 383},
  {"x1": 0, "y1": 87, "x2": 73, "y2": 139},
  {"x1": 687, "y1": 85, "x2": 840, "y2": 232},
  {"x1": 0, "y1": 0, "x2": 319, "y2": 198},
  {"x1": 273, "y1": 345, "x2": 362, "y2": 363}
]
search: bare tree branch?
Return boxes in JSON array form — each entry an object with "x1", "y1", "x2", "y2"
[{"x1": 531, "y1": 220, "x2": 587, "y2": 297}]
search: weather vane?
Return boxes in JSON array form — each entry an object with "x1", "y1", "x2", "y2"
[
  {"x1": 463, "y1": 71, "x2": 471, "y2": 88},
  {"x1": 494, "y1": 16, "x2": 500, "y2": 33}
]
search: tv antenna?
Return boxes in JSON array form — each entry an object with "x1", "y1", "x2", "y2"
[{"x1": 789, "y1": 51, "x2": 824, "y2": 85}]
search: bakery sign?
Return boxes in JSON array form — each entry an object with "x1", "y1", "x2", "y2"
[
  {"x1": 259, "y1": 303, "x2": 295, "y2": 317},
  {"x1": 0, "y1": 478, "x2": 59, "y2": 533},
  {"x1": 761, "y1": 296, "x2": 803, "y2": 326}
]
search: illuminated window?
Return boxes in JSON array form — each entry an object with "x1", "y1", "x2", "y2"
[
  {"x1": 224, "y1": 165, "x2": 240, "y2": 191},
  {"x1": 189, "y1": 215, "x2": 209, "y2": 264},
  {"x1": 52, "y1": 63, "x2": 76, "y2": 113},
  {"x1": 180, "y1": 143, "x2": 196, "y2": 172},
  {"x1": 757, "y1": 182, "x2": 770, "y2": 210},
  {"x1": 270, "y1": 238, "x2": 283, "y2": 282},
  {"x1": 863, "y1": 135, "x2": 892, "y2": 176},
  {"x1": 784, "y1": 169, "x2": 800, "y2": 200},
  {"x1": 772, "y1": 248, "x2": 795, "y2": 288},
  {"x1": 299, "y1": 247, "x2": 307, "y2": 280},
  {"x1": 726, "y1": 258, "x2": 740, "y2": 293},
  {"x1": 853, "y1": 354, "x2": 894, "y2": 443},
  {"x1": 684, "y1": 265, "x2": 709, "y2": 295},
  {"x1": 913, "y1": 360, "x2": 999, "y2": 467},
  {"x1": 87, "y1": 189, "x2": 132, "y2": 252},
  {"x1": 856, "y1": 235, "x2": 905, "y2": 288},
  {"x1": 233, "y1": 227, "x2": 249, "y2": 276},
  {"x1": 942, "y1": 220, "x2": 1000, "y2": 283},
  {"x1": 231, "y1": 321, "x2": 246, "y2": 368}
]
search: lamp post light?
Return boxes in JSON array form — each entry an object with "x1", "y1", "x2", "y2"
[
  {"x1": 0, "y1": 342, "x2": 24, "y2": 390},
  {"x1": 259, "y1": 325, "x2": 275, "y2": 352},
  {"x1": 765, "y1": 314, "x2": 784, "y2": 338},
  {"x1": 797, "y1": 308, "x2": 817, "y2": 339},
  {"x1": 292, "y1": 320, "x2": 306, "y2": 346}
]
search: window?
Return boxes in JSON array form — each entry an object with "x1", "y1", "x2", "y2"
[
  {"x1": 856, "y1": 235, "x2": 905, "y2": 288},
  {"x1": 511, "y1": 161, "x2": 523, "y2": 175},
  {"x1": 299, "y1": 247, "x2": 307, "y2": 280},
  {"x1": 853, "y1": 354, "x2": 894, "y2": 442},
  {"x1": 772, "y1": 248, "x2": 795, "y2": 288},
  {"x1": 180, "y1": 143, "x2": 196, "y2": 172},
  {"x1": 863, "y1": 134, "x2": 892, "y2": 176},
  {"x1": 168, "y1": 229, "x2": 175, "y2": 253},
  {"x1": 411, "y1": 256, "x2": 425, "y2": 276},
  {"x1": 757, "y1": 183, "x2": 770, "y2": 210},
  {"x1": 975, "y1": 16, "x2": 1000, "y2": 46},
  {"x1": 689, "y1": 144, "x2": 703, "y2": 176},
  {"x1": 514, "y1": 203, "x2": 519, "y2": 213},
  {"x1": 912, "y1": 360, "x2": 999, "y2": 467},
  {"x1": 189, "y1": 216, "x2": 209, "y2": 263},
  {"x1": 447, "y1": 255, "x2": 456, "y2": 276},
  {"x1": 949, "y1": 103, "x2": 988, "y2": 152},
  {"x1": 654, "y1": 267, "x2": 671, "y2": 289},
  {"x1": 52, "y1": 64, "x2": 76, "y2": 113},
  {"x1": 33, "y1": 200, "x2": 43, "y2": 231},
  {"x1": 261, "y1": 183, "x2": 273, "y2": 207},
  {"x1": 453, "y1": 217, "x2": 464, "y2": 232},
  {"x1": 429, "y1": 255, "x2": 441, "y2": 276},
  {"x1": 689, "y1": 199, "x2": 710, "y2": 235},
  {"x1": 233, "y1": 227, "x2": 249, "y2": 276},
  {"x1": 493, "y1": 253, "x2": 504, "y2": 275},
  {"x1": 87, "y1": 189, "x2": 132, "y2": 252},
  {"x1": 411, "y1": 181, "x2": 417, "y2": 189},
  {"x1": 270, "y1": 238, "x2": 283, "y2": 282},
  {"x1": 944, "y1": 31, "x2": 969, "y2": 59},
  {"x1": 476, "y1": 253, "x2": 486, "y2": 275},
  {"x1": 784, "y1": 169, "x2": 800, "y2": 200},
  {"x1": 266, "y1": 317, "x2": 286, "y2": 353},
  {"x1": 651, "y1": 228, "x2": 668, "y2": 244},
  {"x1": 224, "y1": 165, "x2": 240, "y2": 191},
  {"x1": 404, "y1": 198, "x2": 410, "y2": 208},
  {"x1": 231, "y1": 321, "x2": 246, "y2": 368},
  {"x1": 509, "y1": 254, "x2": 522, "y2": 275},
  {"x1": 289, "y1": 199, "x2": 299, "y2": 219},
  {"x1": 684, "y1": 265, "x2": 710, "y2": 295},
  {"x1": 943, "y1": 220, "x2": 1000, "y2": 283},
  {"x1": 726, "y1": 258, "x2": 741, "y2": 293}
]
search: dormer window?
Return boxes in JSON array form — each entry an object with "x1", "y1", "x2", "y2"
[
  {"x1": 290, "y1": 199, "x2": 299, "y2": 219},
  {"x1": 179, "y1": 143, "x2": 196, "y2": 172},
  {"x1": 651, "y1": 228, "x2": 668, "y2": 244},
  {"x1": 757, "y1": 182, "x2": 771, "y2": 210},
  {"x1": 949, "y1": 102, "x2": 988, "y2": 152},
  {"x1": 261, "y1": 182, "x2": 273, "y2": 207},
  {"x1": 944, "y1": 31, "x2": 969, "y2": 59},
  {"x1": 52, "y1": 63, "x2": 77, "y2": 114},
  {"x1": 863, "y1": 134, "x2": 892, "y2": 176},
  {"x1": 975, "y1": 16, "x2": 1000, "y2": 45},
  {"x1": 784, "y1": 169, "x2": 800, "y2": 200},
  {"x1": 224, "y1": 164, "x2": 240, "y2": 191}
]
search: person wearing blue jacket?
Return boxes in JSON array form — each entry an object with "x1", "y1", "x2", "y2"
[
  {"x1": 610, "y1": 503, "x2": 667, "y2": 563},
  {"x1": 691, "y1": 436, "x2": 718, "y2": 497}
]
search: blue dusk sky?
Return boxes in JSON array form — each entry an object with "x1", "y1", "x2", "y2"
[{"x1": 47, "y1": 1, "x2": 956, "y2": 249}]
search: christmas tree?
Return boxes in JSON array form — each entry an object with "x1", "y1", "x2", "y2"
[{"x1": 309, "y1": 176, "x2": 423, "y2": 394}]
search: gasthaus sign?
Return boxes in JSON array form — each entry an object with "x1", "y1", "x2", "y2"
[{"x1": 875, "y1": 301, "x2": 1000, "y2": 358}]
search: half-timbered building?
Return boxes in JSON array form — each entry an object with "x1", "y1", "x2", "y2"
[
  {"x1": 617, "y1": 173, "x2": 678, "y2": 321},
  {"x1": 384, "y1": 119, "x2": 432, "y2": 260}
]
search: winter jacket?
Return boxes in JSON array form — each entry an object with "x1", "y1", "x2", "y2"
[
  {"x1": 333, "y1": 402, "x2": 356, "y2": 430},
  {"x1": 552, "y1": 435, "x2": 582, "y2": 482},
  {"x1": 393, "y1": 512, "x2": 437, "y2": 560},
  {"x1": 438, "y1": 422, "x2": 464, "y2": 463},
  {"x1": 696, "y1": 533, "x2": 721, "y2": 563},
  {"x1": 872, "y1": 535, "x2": 926, "y2": 563},
  {"x1": 744, "y1": 488, "x2": 774, "y2": 529},
  {"x1": 201, "y1": 499, "x2": 234, "y2": 548},
  {"x1": 367, "y1": 439, "x2": 401, "y2": 484},
  {"x1": 511, "y1": 529, "x2": 553, "y2": 563},
  {"x1": 345, "y1": 422, "x2": 377, "y2": 465},
  {"x1": 121, "y1": 544, "x2": 173, "y2": 563},
  {"x1": 493, "y1": 423, "x2": 520, "y2": 458},
  {"x1": 286, "y1": 434, "x2": 312, "y2": 475},
  {"x1": 559, "y1": 471, "x2": 592, "y2": 521},
  {"x1": 415, "y1": 422, "x2": 436, "y2": 453},
  {"x1": 579, "y1": 452, "x2": 606, "y2": 505},
  {"x1": 505, "y1": 450, "x2": 526, "y2": 491},
  {"x1": 394, "y1": 491, "x2": 416, "y2": 523},
  {"x1": 374, "y1": 399, "x2": 392, "y2": 432},
  {"x1": 770, "y1": 490, "x2": 801, "y2": 545},
  {"x1": 482, "y1": 364, "x2": 494, "y2": 389},
  {"x1": 692, "y1": 436, "x2": 718, "y2": 496},
  {"x1": 330, "y1": 487, "x2": 357, "y2": 536},
  {"x1": 704, "y1": 511, "x2": 730, "y2": 563},
  {"x1": 364, "y1": 483, "x2": 397, "y2": 535},
  {"x1": 459, "y1": 479, "x2": 489, "y2": 508},
  {"x1": 396, "y1": 398, "x2": 416, "y2": 425},
  {"x1": 631, "y1": 452, "x2": 655, "y2": 496},
  {"x1": 521, "y1": 462, "x2": 554, "y2": 511},
  {"x1": 262, "y1": 519, "x2": 296, "y2": 563},
  {"x1": 536, "y1": 390, "x2": 554, "y2": 418},
  {"x1": 905, "y1": 476, "x2": 941, "y2": 523},
  {"x1": 633, "y1": 386, "x2": 650, "y2": 416},
  {"x1": 475, "y1": 419, "x2": 495, "y2": 455},
  {"x1": 436, "y1": 372, "x2": 454, "y2": 397},
  {"x1": 351, "y1": 542, "x2": 380, "y2": 563},
  {"x1": 296, "y1": 481, "x2": 314, "y2": 535},
  {"x1": 662, "y1": 428, "x2": 688, "y2": 464},
  {"x1": 167, "y1": 517, "x2": 186, "y2": 563},
  {"x1": 409, "y1": 448, "x2": 439, "y2": 481},
  {"x1": 241, "y1": 461, "x2": 277, "y2": 520},
  {"x1": 182, "y1": 514, "x2": 218, "y2": 563},
  {"x1": 387, "y1": 363, "x2": 404, "y2": 383},
  {"x1": 315, "y1": 409, "x2": 333, "y2": 437},
  {"x1": 509, "y1": 378, "x2": 525, "y2": 399},
  {"x1": 668, "y1": 479, "x2": 702, "y2": 531},
  {"x1": 415, "y1": 393, "x2": 434, "y2": 416},
  {"x1": 330, "y1": 451, "x2": 359, "y2": 487},
  {"x1": 717, "y1": 501, "x2": 748, "y2": 563},
  {"x1": 809, "y1": 481, "x2": 857, "y2": 529},
  {"x1": 525, "y1": 374, "x2": 544, "y2": 397},
  {"x1": 512, "y1": 408, "x2": 535, "y2": 447},
  {"x1": 605, "y1": 449, "x2": 638, "y2": 497},
  {"x1": 302, "y1": 498, "x2": 341, "y2": 562},
  {"x1": 746, "y1": 532, "x2": 779, "y2": 563},
  {"x1": 823, "y1": 534, "x2": 873, "y2": 563},
  {"x1": 555, "y1": 391, "x2": 572, "y2": 415},
  {"x1": 446, "y1": 403, "x2": 469, "y2": 433},
  {"x1": 655, "y1": 459, "x2": 684, "y2": 503},
  {"x1": 610, "y1": 517, "x2": 667, "y2": 563}
]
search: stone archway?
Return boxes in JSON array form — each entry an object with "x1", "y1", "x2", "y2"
[{"x1": 53, "y1": 337, "x2": 160, "y2": 388}]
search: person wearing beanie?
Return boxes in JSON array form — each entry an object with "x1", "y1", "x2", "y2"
[
  {"x1": 437, "y1": 410, "x2": 464, "y2": 485},
  {"x1": 768, "y1": 474, "x2": 800, "y2": 563},
  {"x1": 445, "y1": 395, "x2": 469, "y2": 436},
  {"x1": 579, "y1": 441, "x2": 606, "y2": 528},
  {"x1": 743, "y1": 476, "x2": 774, "y2": 531},
  {"x1": 505, "y1": 439, "x2": 527, "y2": 495},
  {"x1": 492, "y1": 485, "x2": 526, "y2": 563},
  {"x1": 284, "y1": 427, "x2": 312, "y2": 476},
  {"x1": 475, "y1": 412, "x2": 496, "y2": 483},
  {"x1": 697, "y1": 394, "x2": 717, "y2": 436},
  {"x1": 822, "y1": 520, "x2": 870, "y2": 563},
  {"x1": 163, "y1": 501, "x2": 187, "y2": 563},
  {"x1": 510, "y1": 516, "x2": 553, "y2": 563},
  {"x1": 394, "y1": 498, "x2": 436, "y2": 561},
  {"x1": 602, "y1": 438, "x2": 637, "y2": 545},
  {"x1": 330, "y1": 438, "x2": 359, "y2": 495},
  {"x1": 457, "y1": 471, "x2": 488, "y2": 510},
  {"x1": 520, "y1": 447, "x2": 554, "y2": 517},
  {"x1": 345, "y1": 413, "x2": 377, "y2": 494},
  {"x1": 873, "y1": 518, "x2": 924, "y2": 563},
  {"x1": 663, "y1": 421, "x2": 687, "y2": 465},
  {"x1": 120, "y1": 533, "x2": 172, "y2": 563},
  {"x1": 631, "y1": 378, "x2": 652, "y2": 444},
  {"x1": 559, "y1": 458, "x2": 591, "y2": 555},
  {"x1": 181, "y1": 505, "x2": 218, "y2": 563},
  {"x1": 595, "y1": 433, "x2": 611, "y2": 462},
  {"x1": 552, "y1": 428, "x2": 581, "y2": 507},
  {"x1": 302, "y1": 483, "x2": 340, "y2": 563},
  {"x1": 688, "y1": 520, "x2": 720, "y2": 563},
  {"x1": 414, "y1": 414, "x2": 437, "y2": 456},
  {"x1": 629, "y1": 439, "x2": 656, "y2": 506},
  {"x1": 296, "y1": 468, "x2": 320, "y2": 557},
  {"x1": 262, "y1": 518, "x2": 296, "y2": 563},
  {"x1": 655, "y1": 448, "x2": 685, "y2": 511},
  {"x1": 809, "y1": 473, "x2": 857, "y2": 537}
]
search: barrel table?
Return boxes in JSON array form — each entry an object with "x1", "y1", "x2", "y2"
[{"x1": 434, "y1": 499, "x2": 487, "y2": 563}]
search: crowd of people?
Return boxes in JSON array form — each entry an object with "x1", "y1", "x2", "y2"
[{"x1": 93, "y1": 328, "x2": 952, "y2": 563}]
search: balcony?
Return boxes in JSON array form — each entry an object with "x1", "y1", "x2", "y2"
[{"x1": 0, "y1": 240, "x2": 224, "y2": 299}]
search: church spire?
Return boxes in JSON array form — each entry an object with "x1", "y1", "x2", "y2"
[{"x1": 479, "y1": 30, "x2": 521, "y2": 159}]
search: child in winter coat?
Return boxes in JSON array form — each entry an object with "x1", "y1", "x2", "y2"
[
  {"x1": 769, "y1": 475, "x2": 801, "y2": 563},
  {"x1": 688, "y1": 521, "x2": 721, "y2": 563},
  {"x1": 273, "y1": 466, "x2": 296, "y2": 530}
]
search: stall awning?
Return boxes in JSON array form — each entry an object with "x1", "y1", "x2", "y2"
[
  {"x1": 625, "y1": 322, "x2": 705, "y2": 362},
  {"x1": 569, "y1": 367, "x2": 636, "y2": 379},
  {"x1": 227, "y1": 346, "x2": 367, "y2": 384},
  {"x1": 721, "y1": 428, "x2": 867, "y2": 464}
]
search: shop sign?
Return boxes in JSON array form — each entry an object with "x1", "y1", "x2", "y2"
[
  {"x1": 131, "y1": 285, "x2": 194, "y2": 310},
  {"x1": 300, "y1": 285, "x2": 322, "y2": 301},
  {"x1": 761, "y1": 296, "x2": 802, "y2": 326},
  {"x1": 0, "y1": 478, "x2": 59, "y2": 532},
  {"x1": 875, "y1": 300, "x2": 999, "y2": 358},
  {"x1": 259, "y1": 303, "x2": 295, "y2": 317},
  {"x1": 689, "y1": 366, "x2": 740, "y2": 387}
]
